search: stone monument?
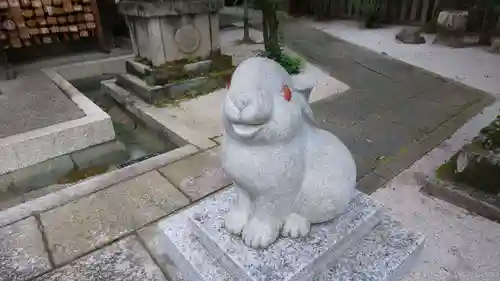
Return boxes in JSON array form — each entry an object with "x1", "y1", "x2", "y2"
[
  {"x1": 115, "y1": 0, "x2": 233, "y2": 103},
  {"x1": 119, "y1": 0, "x2": 224, "y2": 66},
  {"x1": 433, "y1": 10, "x2": 469, "y2": 48},
  {"x1": 221, "y1": 57, "x2": 357, "y2": 249},
  {"x1": 149, "y1": 58, "x2": 425, "y2": 280}
]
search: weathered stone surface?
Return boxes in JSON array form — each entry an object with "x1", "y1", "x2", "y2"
[
  {"x1": 0, "y1": 155, "x2": 74, "y2": 194},
  {"x1": 116, "y1": 73, "x2": 164, "y2": 102},
  {"x1": 158, "y1": 147, "x2": 231, "y2": 201},
  {"x1": 421, "y1": 175, "x2": 500, "y2": 222},
  {"x1": 489, "y1": 38, "x2": 500, "y2": 54},
  {"x1": 122, "y1": 6, "x2": 221, "y2": 66},
  {"x1": 40, "y1": 171, "x2": 189, "y2": 265},
  {"x1": 143, "y1": 209, "x2": 234, "y2": 281},
  {"x1": 395, "y1": 28, "x2": 425, "y2": 44},
  {"x1": 119, "y1": 0, "x2": 225, "y2": 17},
  {"x1": 283, "y1": 21, "x2": 492, "y2": 194},
  {"x1": 168, "y1": 77, "x2": 211, "y2": 100},
  {"x1": 437, "y1": 10, "x2": 468, "y2": 32},
  {"x1": 321, "y1": 216, "x2": 425, "y2": 281},
  {"x1": 222, "y1": 57, "x2": 357, "y2": 249},
  {"x1": 189, "y1": 188, "x2": 381, "y2": 281},
  {"x1": 107, "y1": 105, "x2": 137, "y2": 127},
  {"x1": 102, "y1": 80, "x2": 218, "y2": 150},
  {"x1": 145, "y1": 60, "x2": 215, "y2": 86},
  {"x1": 0, "y1": 217, "x2": 52, "y2": 281},
  {"x1": 116, "y1": 72, "x2": 211, "y2": 102},
  {"x1": 357, "y1": 172, "x2": 387, "y2": 194},
  {"x1": 184, "y1": 60, "x2": 213, "y2": 75},
  {"x1": 150, "y1": 188, "x2": 423, "y2": 281},
  {"x1": 125, "y1": 59, "x2": 151, "y2": 79},
  {"x1": 70, "y1": 140, "x2": 129, "y2": 169},
  {"x1": 35, "y1": 237, "x2": 167, "y2": 281},
  {"x1": 0, "y1": 73, "x2": 84, "y2": 139}
]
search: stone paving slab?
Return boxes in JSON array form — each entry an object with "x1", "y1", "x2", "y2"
[
  {"x1": 381, "y1": 97, "x2": 467, "y2": 135},
  {"x1": 34, "y1": 236, "x2": 167, "y2": 281},
  {"x1": 281, "y1": 20, "x2": 493, "y2": 184},
  {"x1": 0, "y1": 216, "x2": 52, "y2": 281},
  {"x1": 158, "y1": 147, "x2": 232, "y2": 201},
  {"x1": 0, "y1": 73, "x2": 84, "y2": 138},
  {"x1": 414, "y1": 81, "x2": 484, "y2": 108},
  {"x1": 40, "y1": 171, "x2": 189, "y2": 265}
]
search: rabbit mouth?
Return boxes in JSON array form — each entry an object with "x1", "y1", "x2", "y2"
[{"x1": 231, "y1": 124, "x2": 263, "y2": 138}]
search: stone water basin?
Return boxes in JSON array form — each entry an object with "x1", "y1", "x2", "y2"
[{"x1": 0, "y1": 75, "x2": 178, "y2": 211}]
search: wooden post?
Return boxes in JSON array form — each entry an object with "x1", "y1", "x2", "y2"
[
  {"x1": 339, "y1": 0, "x2": 345, "y2": 17},
  {"x1": 400, "y1": 0, "x2": 410, "y2": 21},
  {"x1": 90, "y1": 0, "x2": 112, "y2": 52},
  {"x1": 421, "y1": 0, "x2": 430, "y2": 23},
  {"x1": 410, "y1": 0, "x2": 419, "y2": 21}
]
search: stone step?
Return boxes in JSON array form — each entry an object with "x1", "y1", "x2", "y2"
[
  {"x1": 317, "y1": 215, "x2": 425, "y2": 281},
  {"x1": 188, "y1": 190, "x2": 382, "y2": 281},
  {"x1": 142, "y1": 187, "x2": 424, "y2": 281}
]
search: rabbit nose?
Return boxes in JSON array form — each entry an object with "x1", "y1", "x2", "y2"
[{"x1": 231, "y1": 97, "x2": 249, "y2": 112}]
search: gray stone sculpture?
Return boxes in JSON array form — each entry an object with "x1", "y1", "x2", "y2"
[{"x1": 221, "y1": 57, "x2": 357, "y2": 249}]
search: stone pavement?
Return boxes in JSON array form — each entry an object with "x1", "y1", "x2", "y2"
[
  {"x1": 0, "y1": 141, "x2": 229, "y2": 281},
  {"x1": 0, "y1": 73, "x2": 84, "y2": 138},
  {"x1": 0, "y1": 19, "x2": 494, "y2": 281},
  {"x1": 280, "y1": 20, "x2": 493, "y2": 193}
]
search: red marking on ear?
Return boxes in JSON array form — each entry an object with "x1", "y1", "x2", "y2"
[
  {"x1": 226, "y1": 79, "x2": 231, "y2": 89},
  {"x1": 283, "y1": 85, "x2": 292, "y2": 102}
]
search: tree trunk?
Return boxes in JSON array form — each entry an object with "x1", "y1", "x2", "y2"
[
  {"x1": 259, "y1": 0, "x2": 281, "y2": 58},
  {"x1": 479, "y1": 5, "x2": 495, "y2": 45},
  {"x1": 240, "y1": 0, "x2": 254, "y2": 43}
]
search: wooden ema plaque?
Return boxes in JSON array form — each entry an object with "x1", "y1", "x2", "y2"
[{"x1": 0, "y1": 0, "x2": 101, "y2": 49}]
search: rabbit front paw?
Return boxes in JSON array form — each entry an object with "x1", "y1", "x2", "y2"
[
  {"x1": 242, "y1": 216, "x2": 281, "y2": 248},
  {"x1": 224, "y1": 207, "x2": 250, "y2": 235},
  {"x1": 282, "y1": 213, "x2": 310, "y2": 238}
]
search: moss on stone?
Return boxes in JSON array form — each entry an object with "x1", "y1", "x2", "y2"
[
  {"x1": 478, "y1": 115, "x2": 500, "y2": 151},
  {"x1": 58, "y1": 166, "x2": 109, "y2": 184},
  {"x1": 435, "y1": 156, "x2": 457, "y2": 181},
  {"x1": 153, "y1": 67, "x2": 235, "y2": 108}
]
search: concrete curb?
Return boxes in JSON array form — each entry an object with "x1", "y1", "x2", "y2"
[
  {"x1": 0, "y1": 144, "x2": 199, "y2": 228},
  {"x1": 0, "y1": 71, "x2": 116, "y2": 175},
  {"x1": 102, "y1": 80, "x2": 218, "y2": 150},
  {"x1": 44, "y1": 54, "x2": 133, "y2": 81},
  {"x1": 421, "y1": 175, "x2": 500, "y2": 222}
]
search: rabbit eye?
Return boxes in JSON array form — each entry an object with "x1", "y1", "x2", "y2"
[{"x1": 283, "y1": 85, "x2": 292, "y2": 102}]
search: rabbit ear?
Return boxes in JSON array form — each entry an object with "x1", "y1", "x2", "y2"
[
  {"x1": 291, "y1": 74, "x2": 316, "y2": 102},
  {"x1": 302, "y1": 104, "x2": 316, "y2": 127}
]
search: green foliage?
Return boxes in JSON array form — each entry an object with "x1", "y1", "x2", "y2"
[
  {"x1": 258, "y1": 46, "x2": 302, "y2": 75},
  {"x1": 478, "y1": 115, "x2": 500, "y2": 151},
  {"x1": 253, "y1": 0, "x2": 301, "y2": 74},
  {"x1": 274, "y1": 53, "x2": 302, "y2": 75}
]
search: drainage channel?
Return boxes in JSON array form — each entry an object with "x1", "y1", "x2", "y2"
[{"x1": 0, "y1": 74, "x2": 178, "y2": 211}]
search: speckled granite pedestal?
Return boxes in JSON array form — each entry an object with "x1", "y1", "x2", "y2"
[{"x1": 155, "y1": 187, "x2": 425, "y2": 281}]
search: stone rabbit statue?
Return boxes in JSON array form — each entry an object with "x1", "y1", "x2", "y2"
[{"x1": 221, "y1": 57, "x2": 357, "y2": 249}]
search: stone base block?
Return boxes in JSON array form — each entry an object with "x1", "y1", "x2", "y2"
[
  {"x1": 147, "y1": 187, "x2": 424, "y2": 281},
  {"x1": 116, "y1": 73, "x2": 211, "y2": 103},
  {"x1": 120, "y1": 1, "x2": 222, "y2": 66},
  {"x1": 189, "y1": 192, "x2": 382, "y2": 281},
  {"x1": 125, "y1": 59, "x2": 214, "y2": 85}
]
